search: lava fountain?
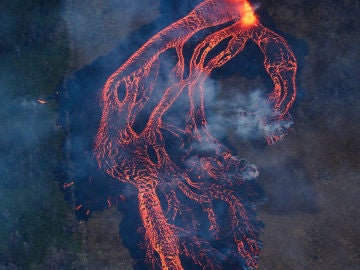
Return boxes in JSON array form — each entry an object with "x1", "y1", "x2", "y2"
[{"x1": 94, "y1": 0, "x2": 297, "y2": 269}]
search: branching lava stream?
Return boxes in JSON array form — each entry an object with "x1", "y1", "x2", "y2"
[{"x1": 94, "y1": 0, "x2": 297, "y2": 269}]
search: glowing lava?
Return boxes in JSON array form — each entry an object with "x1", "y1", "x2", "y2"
[
  {"x1": 228, "y1": 0, "x2": 258, "y2": 25},
  {"x1": 241, "y1": 6, "x2": 257, "y2": 26},
  {"x1": 37, "y1": 99, "x2": 47, "y2": 104},
  {"x1": 94, "y1": 0, "x2": 297, "y2": 269}
]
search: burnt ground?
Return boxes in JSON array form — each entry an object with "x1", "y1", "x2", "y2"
[
  {"x1": 255, "y1": 1, "x2": 360, "y2": 269},
  {"x1": 0, "y1": 0, "x2": 359, "y2": 269}
]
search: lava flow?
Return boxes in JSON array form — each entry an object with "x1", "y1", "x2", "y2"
[{"x1": 94, "y1": 0, "x2": 297, "y2": 269}]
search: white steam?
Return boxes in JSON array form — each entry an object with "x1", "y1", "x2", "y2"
[{"x1": 206, "y1": 89, "x2": 293, "y2": 141}]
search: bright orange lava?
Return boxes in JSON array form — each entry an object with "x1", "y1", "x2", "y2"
[
  {"x1": 224, "y1": 0, "x2": 257, "y2": 25},
  {"x1": 94, "y1": 0, "x2": 297, "y2": 269},
  {"x1": 239, "y1": 2, "x2": 257, "y2": 25}
]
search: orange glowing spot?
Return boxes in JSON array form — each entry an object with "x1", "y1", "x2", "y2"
[
  {"x1": 74, "y1": 205, "x2": 82, "y2": 211},
  {"x1": 63, "y1": 181, "x2": 74, "y2": 189},
  {"x1": 107, "y1": 198, "x2": 112, "y2": 208},
  {"x1": 86, "y1": 210, "x2": 90, "y2": 216},
  {"x1": 239, "y1": 2, "x2": 257, "y2": 26},
  {"x1": 37, "y1": 99, "x2": 47, "y2": 104}
]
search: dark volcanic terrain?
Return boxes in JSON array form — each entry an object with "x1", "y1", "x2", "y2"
[{"x1": 0, "y1": 0, "x2": 358, "y2": 269}]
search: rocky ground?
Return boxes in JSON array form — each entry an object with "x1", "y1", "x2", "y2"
[
  {"x1": 62, "y1": 0, "x2": 160, "y2": 72},
  {"x1": 256, "y1": 1, "x2": 360, "y2": 269},
  {"x1": 0, "y1": 0, "x2": 157, "y2": 268}
]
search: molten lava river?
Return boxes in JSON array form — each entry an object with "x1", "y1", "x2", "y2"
[{"x1": 93, "y1": 0, "x2": 297, "y2": 269}]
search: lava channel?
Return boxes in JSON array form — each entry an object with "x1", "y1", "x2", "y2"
[{"x1": 94, "y1": 0, "x2": 297, "y2": 269}]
